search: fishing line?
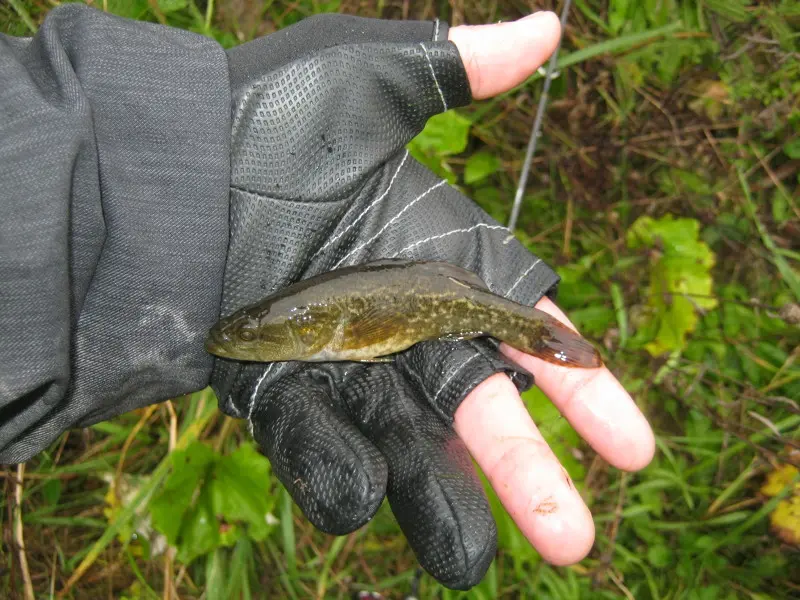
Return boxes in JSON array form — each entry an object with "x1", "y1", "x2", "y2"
[{"x1": 508, "y1": 0, "x2": 572, "y2": 232}]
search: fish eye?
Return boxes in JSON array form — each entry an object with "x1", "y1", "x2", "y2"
[{"x1": 238, "y1": 328, "x2": 257, "y2": 342}]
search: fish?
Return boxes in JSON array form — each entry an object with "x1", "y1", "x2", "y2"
[{"x1": 205, "y1": 259, "x2": 603, "y2": 369}]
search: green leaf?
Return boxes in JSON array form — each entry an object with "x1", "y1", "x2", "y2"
[
  {"x1": 150, "y1": 442, "x2": 275, "y2": 564},
  {"x1": 150, "y1": 441, "x2": 215, "y2": 546},
  {"x1": 784, "y1": 138, "x2": 800, "y2": 159},
  {"x1": 674, "y1": 169, "x2": 713, "y2": 194},
  {"x1": 557, "y1": 279, "x2": 603, "y2": 310},
  {"x1": 647, "y1": 544, "x2": 673, "y2": 568},
  {"x1": 157, "y1": 0, "x2": 188, "y2": 12},
  {"x1": 410, "y1": 150, "x2": 458, "y2": 185},
  {"x1": 627, "y1": 215, "x2": 717, "y2": 356},
  {"x1": 209, "y1": 443, "x2": 275, "y2": 543},
  {"x1": 472, "y1": 186, "x2": 508, "y2": 224},
  {"x1": 567, "y1": 305, "x2": 615, "y2": 337},
  {"x1": 407, "y1": 112, "x2": 471, "y2": 186},
  {"x1": 104, "y1": 0, "x2": 150, "y2": 20},
  {"x1": 408, "y1": 111, "x2": 471, "y2": 156},
  {"x1": 463, "y1": 151, "x2": 500, "y2": 185},
  {"x1": 178, "y1": 483, "x2": 219, "y2": 562},
  {"x1": 42, "y1": 478, "x2": 62, "y2": 506}
]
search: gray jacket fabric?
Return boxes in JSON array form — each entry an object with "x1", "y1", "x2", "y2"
[{"x1": 0, "y1": 4, "x2": 231, "y2": 462}]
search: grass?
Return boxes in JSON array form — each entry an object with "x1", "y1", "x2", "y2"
[{"x1": 2, "y1": 0, "x2": 799, "y2": 598}]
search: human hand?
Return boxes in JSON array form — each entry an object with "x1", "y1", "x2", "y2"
[
  {"x1": 447, "y1": 16, "x2": 656, "y2": 566},
  {"x1": 210, "y1": 11, "x2": 654, "y2": 589}
]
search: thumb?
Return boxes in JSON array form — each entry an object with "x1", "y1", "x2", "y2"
[{"x1": 448, "y1": 12, "x2": 562, "y2": 100}]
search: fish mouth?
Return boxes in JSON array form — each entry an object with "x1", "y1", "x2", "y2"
[{"x1": 205, "y1": 328, "x2": 233, "y2": 358}]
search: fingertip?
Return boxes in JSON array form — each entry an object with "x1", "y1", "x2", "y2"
[
  {"x1": 563, "y1": 366, "x2": 656, "y2": 474},
  {"x1": 522, "y1": 10, "x2": 562, "y2": 31},
  {"x1": 614, "y1": 417, "x2": 656, "y2": 472},
  {"x1": 511, "y1": 296, "x2": 657, "y2": 474},
  {"x1": 492, "y1": 438, "x2": 596, "y2": 566},
  {"x1": 448, "y1": 12, "x2": 563, "y2": 99},
  {"x1": 538, "y1": 503, "x2": 596, "y2": 566}
]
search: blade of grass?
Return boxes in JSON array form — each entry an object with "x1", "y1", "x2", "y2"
[
  {"x1": 58, "y1": 398, "x2": 217, "y2": 598},
  {"x1": 573, "y1": 0, "x2": 612, "y2": 33},
  {"x1": 24, "y1": 516, "x2": 106, "y2": 528},
  {"x1": 125, "y1": 547, "x2": 161, "y2": 600},
  {"x1": 225, "y1": 537, "x2": 255, "y2": 600},
  {"x1": 205, "y1": 548, "x2": 227, "y2": 600},
  {"x1": 316, "y1": 535, "x2": 347, "y2": 599},
  {"x1": 558, "y1": 22, "x2": 684, "y2": 71},
  {"x1": 471, "y1": 22, "x2": 685, "y2": 123},
  {"x1": 654, "y1": 438, "x2": 696, "y2": 509},
  {"x1": 650, "y1": 511, "x2": 750, "y2": 529},
  {"x1": 610, "y1": 282, "x2": 629, "y2": 347},
  {"x1": 605, "y1": 541, "x2": 661, "y2": 600},
  {"x1": 706, "y1": 457, "x2": 758, "y2": 516},
  {"x1": 702, "y1": 471, "x2": 800, "y2": 555},
  {"x1": 280, "y1": 487, "x2": 297, "y2": 578},
  {"x1": 8, "y1": 0, "x2": 37, "y2": 34},
  {"x1": 738, "y1": 165, "x2": 800, "y2": 301},
  {"x1": 263, "y1": 538, "x2": 300, "y2": 600},
  {"x1": 204, "y1": 0, "x2": 215, "y2": 34},
  {"x1": 686, "y1": 415, "x2": 800, "y2": 476},
  {"x1": 352, "y1": 569, "x2": 417, "y2": 592}
]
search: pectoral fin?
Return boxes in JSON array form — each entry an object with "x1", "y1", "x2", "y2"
[{"x1": 342, "y1": 306, "x2": 408, "y2": 349}]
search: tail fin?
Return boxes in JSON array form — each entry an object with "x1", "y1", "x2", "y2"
[{"x1": 529, "y1": 318, "x2": 603, "y2": 369}]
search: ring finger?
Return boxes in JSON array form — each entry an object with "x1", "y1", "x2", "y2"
[{"x1": 453, "y1": 373, "x2": 596, "y2": 565}]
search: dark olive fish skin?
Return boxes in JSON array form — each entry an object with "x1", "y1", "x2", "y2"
[{"x1": 205, "y1": 260, "x2": 603, "y2": 369}]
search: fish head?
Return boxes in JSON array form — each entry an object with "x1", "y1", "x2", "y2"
[{"x1": 205, "y1": 301, "x2": 340, "y2": 362}]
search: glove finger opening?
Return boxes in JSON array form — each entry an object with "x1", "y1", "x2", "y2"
[
  {"x1": 340, "y1": 364, "x2": 496, "y2": 590},
  {"x1": 249, "y1": 367, "x2": 388, "y2": 535},
  {"x1": 228, "y1": 13, "x2": 451, "y2": 88},
  {"x1": 396, "y1": 338, "x2": 533, "y2": 423}
]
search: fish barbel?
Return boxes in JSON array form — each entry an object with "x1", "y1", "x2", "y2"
[{"x1": 205, "y1": 260, "x2": 603, "y2": 368}]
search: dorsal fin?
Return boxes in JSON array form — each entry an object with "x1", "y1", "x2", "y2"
[{"x1": 401, "y1": 261, "x2": 490, "y2": 291}]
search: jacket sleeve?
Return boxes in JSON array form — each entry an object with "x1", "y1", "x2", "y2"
[{"x1": 0, "y1": 4, "x2": 231, "y2": 463}]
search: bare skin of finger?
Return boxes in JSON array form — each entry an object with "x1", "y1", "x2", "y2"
[
  {"x1": 501, "y1": 297, "x2": 656, "y2": 472},
  {"x1": 448, "y1": 12, "x2": 562, "y2": 100},
  {"x1": 453, "y1": 374, "x2": 596, "y2": 565}
]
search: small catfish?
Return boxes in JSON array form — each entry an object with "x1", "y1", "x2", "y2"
[{"x1": 206, "y1": 260, "x2": 603, "y2": 368}]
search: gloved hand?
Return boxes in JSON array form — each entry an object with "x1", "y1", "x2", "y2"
[{"x1": 210, "y1": 12, "x2": 654, "y2": 590}]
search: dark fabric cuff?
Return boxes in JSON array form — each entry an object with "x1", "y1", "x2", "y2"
[{"x1": 0, "y1": 4, "x2": 231, "y2": 462}]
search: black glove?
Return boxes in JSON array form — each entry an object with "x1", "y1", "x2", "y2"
[{"x1": 210, "y1": 14, "x2": 560, "y2": 590}]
